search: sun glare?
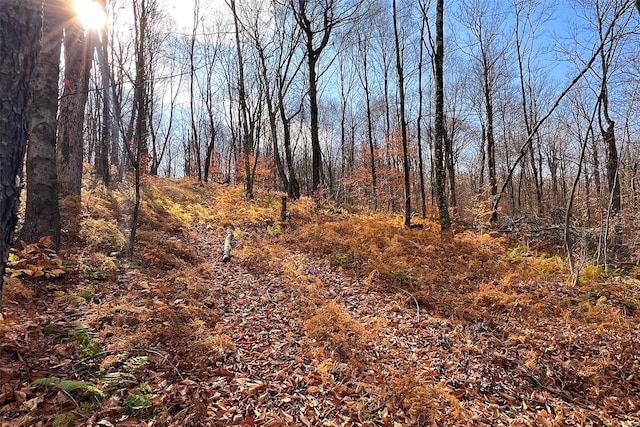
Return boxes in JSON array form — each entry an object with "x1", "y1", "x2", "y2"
[{"x1": 74, "y1": 0, "x2": 107, "y2": 30}]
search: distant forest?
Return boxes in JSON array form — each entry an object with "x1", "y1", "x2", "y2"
[
  {"x1": 87, "y1": 0, "x2": 640, "y2": 229},
  {"x1": 2, "y1": 0, "x2": 640, "y2": 276}
]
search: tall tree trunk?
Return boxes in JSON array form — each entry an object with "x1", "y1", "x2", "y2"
[
  {"x1": 514, "y1": 4, "x2": 542, "y2": 213},
  {"x1": 393, "y1": 0, "x2": 411, "y2": 227},
  {"x1": 229, "y1": 0, "x2": 255, "y2": 199},
  {"x1": 257, "y1": 45, "x2": 289, "y2": 193},
  {"x1": 444, "y1": 117, "x2": 457, "y2": 208},
  {"x1": 599, "y1": 73, "x2": 621, "y2": 216},
  {"x1": 133, "y1": 0, "x2": 148, "y2": 175},
  {"x1": 95, "y1": 25, "x2": 110, "y2": 186},
  {"x1": 361, "y1": 40, "x2": 378, "y2": 211},
  {"x1": 0, "y1": 0, "x2": 42, "y2": 309},
  {"x1": 57, "y1": 17, "x2": 91, "y2": 231},
  {"x1": 188, "y1": 0, "x2": 201, "y2": 182},
  {"x1": 20, "y1": 0, "x2": 63, "y2": 247},
  {"x1": 308, "y1": 53, "x2": 322, "y2": 193},
  {"x1": 434, "y1": 0, "x2": 451, "y2": 230},
  {"x1": 292, "y1": 0, "x2": 335, "y2": 194},
  {"x1": 416, "y1": 16, "x2": 427, "y2": 218},
  {"x1": 483, "y1": 68, "x2": 497, "y2": 196},
  {"x1": 279, "y1": 95, "x2": 301, "y2": 199}
]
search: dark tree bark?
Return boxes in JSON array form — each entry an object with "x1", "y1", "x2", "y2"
[
  {"x1": 97, "y1": 64, "x2": 111, "y2": 185},
  {"x1": 20, "y1": 0, "x2": 63, "y2": 247},
  {"x1": 278, "y1": 94, "x2": 301, "y2": 199},
  {"x1": 95, "y1": 24, "x2": 110, "y2": 186},
  {"x1": 434, "y1": 0, "x2": 451, "y2": 230},
  {"x1": 482, "y1": 60, "x2": 497, "y2": 196},
  {"x1": 416, "y1": 7, "x2": 427, "y2": 218},
  {"x1": 254, "y1": 35, "x2": 289, "y2": 194},
  {"x1": 392, "y1": 0, "x2": 412, "y2": 228},
  {"x1": 294, "y1": 0, "x2": 330, "y2": 194},
  {"x1": 291, "y1": 0, "x2": 360, "y2": 194},
  {"x1": 0, "y1": 0, "x2": 42, "y2": 308}
]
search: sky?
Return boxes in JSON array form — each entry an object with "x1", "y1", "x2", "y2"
[{"x1": 164, "y1": 0, "x2": 228, "y2": 29}]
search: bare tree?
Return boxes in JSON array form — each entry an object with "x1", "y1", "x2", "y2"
[
  {"x1": 433, "y1": 0, "x2": 451, "y2": 230},
  {"x1": 356, "y1": 33, "x2": 379, "y2": 210},
  {"x1": 392, "y1": 0, "x2": 412, "y2": 227},
  {"x1": 457, "y1": 0, "x2": 509, "y2": 197},
  {"x1": 0, "y1": 0, "x2": 42, "y2": 308},
  {"x1": 416, "y1": 0, "x2": 431, "y2": 218},
  {"x1": 289, "y1": 0, "x2": 363, "y2": 194},
  {"x1": 188, "y1": 0, "x2": 203, "y2": 182},
  {"x1": 228, "y1": 0, "x2": 257, "y2": 198},
  {"x1": 512, "y1": 0, "x2": 552, "y2": 213},
  {"x1": 489, "y1": 0, "x2": 633, "y2": 222}
]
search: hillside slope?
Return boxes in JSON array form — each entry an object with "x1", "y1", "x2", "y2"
[{"x1": 1, "y1": 177, "x2": 639, "y2": 426}]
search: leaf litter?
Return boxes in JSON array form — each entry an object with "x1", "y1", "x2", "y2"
[{"x1": 1, "y1": 177, "x2": 639, "y2": 426}]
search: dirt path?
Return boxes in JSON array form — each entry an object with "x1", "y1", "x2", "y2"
[
  {"x1": 185, "y1": 224, "x2": 640, "y2": 426},
  {"x1": 180, "y1": 226, "x2": 530, "y2": 426}
]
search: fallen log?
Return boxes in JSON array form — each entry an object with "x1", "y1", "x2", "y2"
[{"x1": 222, "y1": 227, "x2": 233, "y2": 262}]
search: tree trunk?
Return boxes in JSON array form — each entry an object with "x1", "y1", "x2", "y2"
[
  {"x1": 308, "y1": 52, "x2": 322, "y2": 193},
  {"x1": 57, "y1": 16, "x2": 91, "y2": 230},
  {"x1": 94, "y1": 22, "x2": 110, "y2": 186},
  {"x1": 20, "y1": 0, "x2": 63, "y2": 247},
  {"x1": 392, "y1": 0, "x2": 412, "y2": 228},
  {"x1": 361, "y1": 42, "x2": 378, "y2": 211},
  {"x1": 0, "y1": 0, "x2": 42, "y2": 309},
  {"x1": 483, "y1": 69, "x2": 497, "y2": 196},
  {"x1": 444, "y1": 117, "x2": 457, "y2": 208},
  {"x1": 434, "y1": 0, "x2": 451, "y2": 230},
  {"x1": 188, "y1": 0, "x2": 201, "y2": 182},
  {"x1": 230, "y1": 0, "x2": 255, "y2": 199},
  {"x1": 416, "y1": 17, "x2": 426, "y2": 218},
  {"x1": 278, "y1": 93, "x2": 301, "y2": 199}
]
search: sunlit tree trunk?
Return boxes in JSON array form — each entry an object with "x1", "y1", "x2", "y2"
[
  {"x1": 20, "y1": 0, "x2": 63, "y2": 247},
  {"x1": 57, "y1": 15, "x2": 92, "y2": 229}
]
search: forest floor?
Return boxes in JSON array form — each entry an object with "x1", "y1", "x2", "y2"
[{"x1": 1, "y1": 177, "x2": 639, "y2": 426}]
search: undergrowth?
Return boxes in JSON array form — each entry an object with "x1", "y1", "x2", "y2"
[{"x1": 5, "y1": 174, "x2": 638, "y2": 424}]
